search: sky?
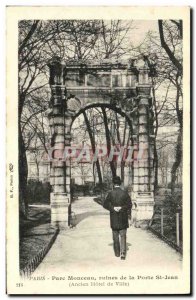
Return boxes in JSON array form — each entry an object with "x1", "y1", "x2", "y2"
[{"x1": 130, "y1": 20, "x2": 159, "y2": 47}]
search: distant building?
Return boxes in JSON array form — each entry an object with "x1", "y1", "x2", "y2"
[{"x1": 27, "y1": 150, "x2": 50, "y2": 183}]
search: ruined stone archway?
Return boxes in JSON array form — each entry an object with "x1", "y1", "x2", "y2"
[
  {"x1": 70, "y1": 103, "x2": 134, "y2": 192},
  {"x1": 48, "y1": 57, "x2": 155, "y2": 227}
]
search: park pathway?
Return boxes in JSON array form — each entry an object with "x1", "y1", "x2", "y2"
[{"x1": 34, "y1": 196, "x2": 182, "y2": 276}]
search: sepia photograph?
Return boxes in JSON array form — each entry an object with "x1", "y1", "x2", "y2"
[{"x1": 6, "y1": 6, "x2": 190, "y2": 295}]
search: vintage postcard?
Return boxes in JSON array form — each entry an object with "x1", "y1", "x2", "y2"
[{"x1": 6, "y1": 6, "x2": 190, "y2": 295}]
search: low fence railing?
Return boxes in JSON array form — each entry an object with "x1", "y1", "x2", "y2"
[
  {"x1": 148, "y1": 204, "x2": 182, "y2": 254},
  {"x1": 20, "y1": 226, "x2": 59, "y2": 278}
]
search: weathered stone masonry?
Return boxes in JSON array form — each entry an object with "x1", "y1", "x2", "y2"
[{"x1": 48, "y1": 57, "x2": 155, "y2": 227}]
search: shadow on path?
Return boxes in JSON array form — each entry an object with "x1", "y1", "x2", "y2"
[
  {"x1": 73, "y1": 210, "x2": 108, "y2": 226},
  {"x1": 108, "y1": 242, "x2": 132, "y2": 252}
]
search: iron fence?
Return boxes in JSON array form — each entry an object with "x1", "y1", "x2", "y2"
[{"x1": 148, "y1": 204, "x2": 182, "y2": 253}]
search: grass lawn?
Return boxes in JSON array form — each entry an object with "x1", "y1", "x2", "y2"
[{"x1": 19, "y1": 205, "x2": 59, "y2": 274}]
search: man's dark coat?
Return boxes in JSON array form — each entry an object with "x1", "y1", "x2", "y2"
[{"x1": 103, "y1": 187, "x2": 132, "y2": 230}]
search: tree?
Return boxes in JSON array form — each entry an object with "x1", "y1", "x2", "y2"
[
  {"x1": 158, "y1": 20, "x2": 182, "y2": 75},
  {"x1": 19, "y1": 20, "x2": 43, "y2": 217},
  {"x1": 19, "y1": 20, "x2": 66, "y2": 216},
  {"x1": 83, "y1": 110, "x2": 103, "y2": 184},
  {"x1": 158, "y1": 20, "x2": 183, "y2": 194},
  {"x1": 95, "y1": 20, "x2": 133, "y2": 59},
  {"x1": 139, "y1": 21, "x2": 182, "y2": 193},
  {"x1": 18, "y1": 19, "x2": 138, "y2": 212}
]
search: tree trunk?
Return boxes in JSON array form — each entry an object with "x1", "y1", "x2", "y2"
[
  {"x1": 92, "y1": 162, "x2": 96, "y2": 186},
  {"x1": 101, "y1": 107, "x2": 116, "y2": 179},
  {"x1": 83, "y1": 111, "x2": 103, "y2": 184},
  {"x1": 158, "y1": 20, "x2": 182, "y2": 75},
  {"x1": 121, "y1": 161, "x2": 125, "y2": 183},
  {"x1": 19, "y1": 120, "x2": 28, "y2": 218},
  {"x1": 154, "y1": 144, "x2": 158, "y2": 192},
  {"x1": 171, "y1": 77, "x2": 183, "y2": 195},
  {"x1": 171, "y1": 128, "x2": 182, "y2": 195},
  {"x1": 151, "y1": 82, "x2": 159, "y2": 193},
  {"x1": 35, "y1": 159, "x2": 39, "y2": 180},
  {"x1": 19, "y1": 92, "x2": 29, "y2": 218}
]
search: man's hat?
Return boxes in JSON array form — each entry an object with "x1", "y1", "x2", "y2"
[{"x1": 113, "y1": 176, "x2": 121, "y2": 185}]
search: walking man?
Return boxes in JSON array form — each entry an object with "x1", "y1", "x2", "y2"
[{"x1": 103, "y1": 176, "x2": 132, "y2": 260}]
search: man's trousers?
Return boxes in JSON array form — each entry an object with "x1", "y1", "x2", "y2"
[{"x1": 112, "y1": 229, "x2": 127, "y2": 257}]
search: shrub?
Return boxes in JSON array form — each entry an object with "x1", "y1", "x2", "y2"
[
  {"x1": 163, "y1": 193, "x2": 182, "y2": 212},
  {"x1": 167, "y1": 182, "x2": 182, "y2": 189},
  {"x1": 27, "y1": 179, "x2": 51, "y2": 204}
]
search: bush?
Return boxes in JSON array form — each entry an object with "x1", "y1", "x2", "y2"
[
  {"x1": 93, "y1": 183, "x2": 109, "y2": 195},
  {"x1": 71, "y1": 182, "x2": 110, "y2": 197},
  {"x1": 27, "y1": 179, "x2": 51, "y2": 204},
  {"x1": 163, "y1": 193, "x2": 182, "y2": 212},
  {"x1": 167, "y1": 182, "x2": 182, "y2": 189}
]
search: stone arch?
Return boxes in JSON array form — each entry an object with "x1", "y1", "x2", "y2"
[
  {"x1": 70, "y1": 102, "x2": 135, "y2": 186},
  {"x1": 70, "y1": 102, "x2": 133, "y2": 127},
  {"x1": 69, "y1": 102, "x2": 135, "y2": 201},
  {"x1": 48, "y1": 57, "x2": 155, "y2": 227}
]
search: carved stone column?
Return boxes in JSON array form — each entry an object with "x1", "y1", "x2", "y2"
[
  {"x1": 128, "y1": 98, "x2": 139, "y2": 201},
  {"x1": 135, "y1": 64, "x2": 154, "y2": 224},
  {"x1": 48, "y1": 57, "x2": 71, "y2": 227},
  {"x1": 64, "y1": 112, "x2": 72, "y2": 195},
  {"x1": 131, "y1": 134, "x2": 139, "y2": 199}
]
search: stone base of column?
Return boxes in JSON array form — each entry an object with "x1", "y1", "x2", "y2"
[
  {"x1": 133, "y1": 192, "x2": 154, "y2": 228},
  {"x1": 50, "y1": 192, "x2": 71, "y2": 228}
]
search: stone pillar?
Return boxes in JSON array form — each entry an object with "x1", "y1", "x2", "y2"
[
  {"x1": 131, "y1": 135, "x2": 139, "y2": 199},
  {"x1": 48, "y1": 57, "x2": 71, "y2": 228},
  {"x1": 128, "y1": 100, "x2": 139, "y2": 201},
  {"x1": 135, "y1": 64, "x2": 154, "y2": 225},
  {"x1": 64, "y1": 112, "x2": 72, "y2": 195}
]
